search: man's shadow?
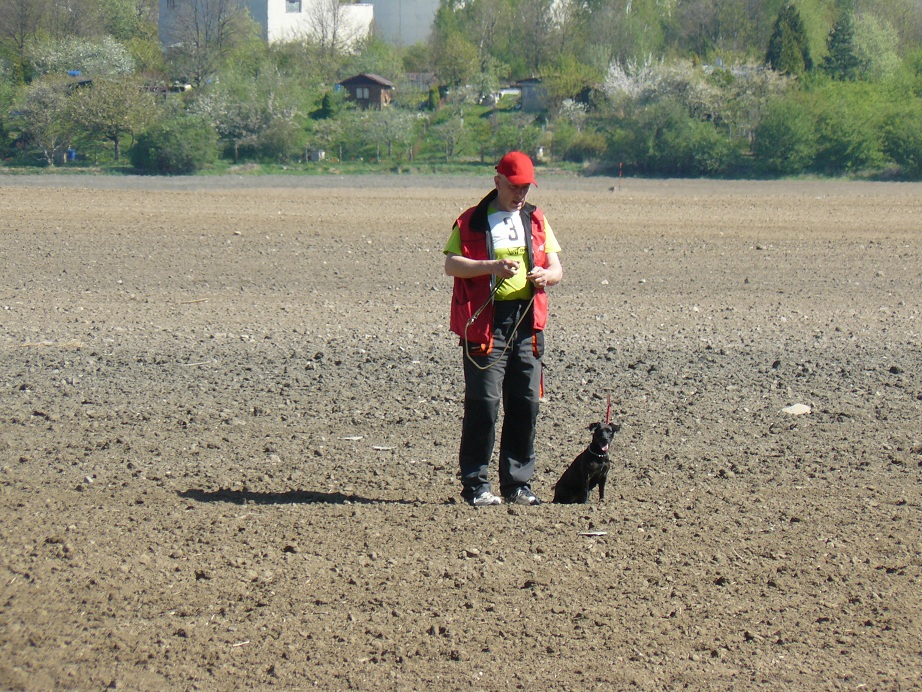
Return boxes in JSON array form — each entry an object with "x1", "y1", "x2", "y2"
[{"x1": 178, "y1": 488, "x2": 420, "y2": 506}]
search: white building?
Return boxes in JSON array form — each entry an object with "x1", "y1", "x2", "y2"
[
  {"x1": 159, "y1": 0, "x2": 374, "y2": 48},
  {"x1": 159, "y1": 0, "x2": 439, "y2": 49},
  {"x1": 369, "y1": 0, "x2": 439, "y2": 46}
]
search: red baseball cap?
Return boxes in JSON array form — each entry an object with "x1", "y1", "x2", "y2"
[{"x1": 496, "y1": 151, "x2": 537, "y2": 186}]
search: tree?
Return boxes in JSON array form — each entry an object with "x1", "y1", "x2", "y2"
[
  {"x1": 98, "y1": 0, "x2": 158, "y2": 41},
  {"x1": 752, "y1": 95, "x2": 818, "y2": 175},
  {"x1": 883, "y1": 100, "x2": 922, "y2": 177},
  {"x1": 189, "y1": 56, "x2": 307, "y2": 163},
  {"x1": 854, "y1": 14, "x2": 901, "y2": 82},
  {"x1": 130, "y1": 113, "x2": 218, "y2": 173},
  {"x1": 513, "y1": 0, "x2": 554, "y2": 75},
  {"x1": 13, "y1": 77, "x2": 74, "y2": 165},
  {"x1": 811, "y1": 81, "x2": 885, "y2": 173},
  {"x1": 344, "y1": 35, "x2": 403, "y2": 82},
  {"x1": 491, "y1": 112, "x2": 541, "y2": 160},
  {"x1": 433, "y1": 32, "x2": 477, "y2": 88},
  {"x1": 45, "y1": 0, "x2": 107, "y2": 40},
  {"x1": 542, "y1": 54, "x2": 598, "y2": 109},
  {"x1": 580, "y1": 0, "x2": 668, "y2": 70},
  {"x1": 366, "y1": 107, "x2": 418, "y2": 160},
  {"x1": 310, "y1": 117, "x2": 345, "y2": 160},
  {"x1": 766, "y1": 3, "x2": 813, "y2": 76},
  {"x1": 69, "y1": 76, "x2": 158, "y2": 161},
  {"x1": 431, "y1": 103, "x2": 466, "y2": 160},
  {"x1": 29, "y1": 36, "x2": 136, "y2": 77},
  {"x1": 163, "y1": 0, "x2": 255, "y2": 87},
  {"x1": 308, "y1": 0, "x2": 366, "y2": 63},
  {"x1": 822, "y1": 9, "x2": 860, "y2": 81},
  {"x1": 0, "y1": 0, "x2": 46, "y2": 77},
  {"x1": 193, "y1": 87, "x2": 266, "y2": 162}
]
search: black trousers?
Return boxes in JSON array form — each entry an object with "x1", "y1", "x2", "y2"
[{"x1": 459, "y1": 300, "x2": 544, "y2": 500}]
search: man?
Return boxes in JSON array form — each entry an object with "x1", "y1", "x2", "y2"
[{"x1": 444, "y1": 151, "x2": 563, "y2": 506}]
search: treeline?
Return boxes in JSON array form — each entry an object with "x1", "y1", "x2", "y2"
[{"x1": 3, "y1": 0, "x2": 922, "y2": 177}]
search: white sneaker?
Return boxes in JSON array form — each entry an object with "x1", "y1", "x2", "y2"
[
  {"x1": 467, "y1": 490, "x2": 503, "y2": 506},
  {"x1": 506, "y1": 487, "x2": 542, "y2": 506}
]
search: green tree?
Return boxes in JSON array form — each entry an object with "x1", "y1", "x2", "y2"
[
  {"x1": 365, "y1": 107, "x2": 418, "y2": 161},
  {"x1": 854, "y1": 14, "x2": 901, "y2": 82},
  {"x1": 883, "y1": 99, "x2": 922, "y2": 177},
  {"x1": 13, "y1": 77, "x2": 74, "y2": 165},
  {"x1": 513, "y1": 0, "x2": 554, "y2": 75},
  {"x1": 430, "y1": 103, "x2": 466, "y2": 160},
  {"x1": 491, "y1": 112, "x2": 541, "y2": 161},
  {"x1": 580, "y1": 0, "x2": 668, "y2": 71},
  {"x1": 630, "y1": 98, "x2": 738, "y2": 177},
  {"x1": 434, "y1": 33, "x2": 477, "y2": 88},
  {"x1": 751, "y1": 95, "x2": 818, "y2": 175},
  {"x1": 44, "y1": 0, "x2": 110, "y2": 40},
  {"x1": 190, "y1": 86, "x2": 264, "y2": 162},
  {"x1": 542, "y1": 54, "x2": 598, "y2": 108},
  {"x1": 163, "y1": 0, "x2": 256, "y2": 87},
  {"x1": 0, "y1": 0, "x2": 46, "y2": 79},
  {"x1": 130, "y1": 113, "x2": 218, "y2": 173},
  {"x1": 344, "y1": 36, "x2": 403, "y2": 81},
  {"x1": 821, "y1": 9, "x2": 860, "y2": 81},
  {"x1": 766, "y1": 3, "x2": 813, "y2": 76},
  {"x1": 190, "y1": 51, "x2": 309, "y2": 164},
  {"x1": 811, "y1": 81, "x2": 885, "y2": 174},
  {"x1": 309, "y1": 117, "x2": 345, "y2": 160},
  {"x1": 68, "y1": 76, "x2": 158, "y2": 161},
  {"x1": 313, "y1": 88, "x2": 348, "y2": 120}
]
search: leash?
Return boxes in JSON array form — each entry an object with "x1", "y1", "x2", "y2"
[
  {"x1": 464, "y1": 281, "x2": 536, "y2": 371},
  {"x1": 606, "y1": 394, "x2": 611, "y2": 424}
]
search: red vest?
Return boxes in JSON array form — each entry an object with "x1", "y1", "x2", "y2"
[{"x1": 450, "y1": 190, "x2": 549, "y2": 342}]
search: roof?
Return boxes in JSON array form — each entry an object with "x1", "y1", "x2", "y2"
[{"x1": 338, "y1": 73, "x2": 395, "y2": 88}]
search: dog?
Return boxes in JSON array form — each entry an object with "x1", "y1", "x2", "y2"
[{"x1": 552, "y1": 422, "x2": 620, "y2": 504}]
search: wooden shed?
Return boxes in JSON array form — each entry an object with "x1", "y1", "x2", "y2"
[{"x1": 338, "y1": 73, "x2": 396, "y2": 109}]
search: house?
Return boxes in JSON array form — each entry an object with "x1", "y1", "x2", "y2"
[
  {"x1": 516, "y1": 77, "x2": 549, "y2": 113},
  {"x1": 159, "y1": 0, "x2": 441, "y2": 49},
  {"x1": 159, "y1": 0, "x2": 373, "y2": 47},
  {"x1": 338, "y1": 73, "x2": 395, "y2": 109}
]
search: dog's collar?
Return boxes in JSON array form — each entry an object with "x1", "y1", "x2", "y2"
[{"x1": 587, "y1": 444, "x2": 609, "y2": 457}]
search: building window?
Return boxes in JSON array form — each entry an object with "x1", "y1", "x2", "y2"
[
  {"x1": 356, "y1": 87, "x2": 369, "y2": 99},
  {"x1": 286, "y1": 0, "x2": 301, "y2": 12}
]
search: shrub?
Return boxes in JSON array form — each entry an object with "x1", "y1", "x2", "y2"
[
  {"x1": 629, "y1": 99, "x2": 738, "y2": 177},
  {"x1": 257, "y1": 119, "x2": 304, "y2": 163},
  {"x1": 752, "y1": 96, "x2": 818, "y2": 175},
  {"x1": 130, "y1": 115, "x2": 217, "y2": 174},
  {"x1": 882, "y1": 101, "x2": 922, "y2": 177},
  {"x1": 810, "y1": 83, "x2": 885, "y2": 174}
]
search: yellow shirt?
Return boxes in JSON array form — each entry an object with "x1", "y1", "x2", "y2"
[{"x1": 444, "y1": 209, "x2": 561, "y2": 301}]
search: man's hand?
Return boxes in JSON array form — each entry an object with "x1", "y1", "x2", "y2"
[{"x1": 494, "y1": 258, "x2": 520, "y2": 279}]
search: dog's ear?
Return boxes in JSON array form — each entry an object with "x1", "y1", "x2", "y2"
[
  {"x1": 610, "y1": 423, "x2": 621, "y2": 433},
  {"x1": 588, "y1": 422, "x2": 600, "y2": 432}
]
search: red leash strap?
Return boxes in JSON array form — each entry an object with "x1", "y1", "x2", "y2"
[{"x1": 606, "y1": 394, "x2": 611, "y2": 424}]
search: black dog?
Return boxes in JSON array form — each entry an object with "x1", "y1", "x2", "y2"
[{"x1": 552, "y1": 422, "x2": 620, "y2": 504}]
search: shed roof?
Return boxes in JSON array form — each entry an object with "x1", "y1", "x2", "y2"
[{"x1": 338, "y1": 73, "x2": 395, "y2": 88}]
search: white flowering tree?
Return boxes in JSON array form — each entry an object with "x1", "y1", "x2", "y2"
[
  {"x1": 13, "y1": 77, "x2": 74, "y2": 165},
  {"x1": 190, "y1": 66, "x2": 304, "y2": 163},
  {"x1": 28, "y1": 36, "x2": 135, "y2": 77}
]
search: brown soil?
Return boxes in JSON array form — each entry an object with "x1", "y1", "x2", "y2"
[{"x1": 1, "y1": 174, "x2": 921, "y2": 690}]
